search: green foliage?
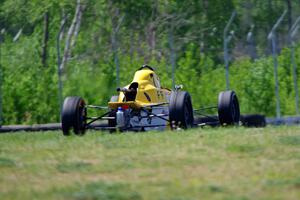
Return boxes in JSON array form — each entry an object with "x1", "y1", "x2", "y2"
[
  {"x1": 2, "y1": 34, "x2": 59, "y2": 124},
  {"x1": 0, "y1": 157, "x2": 16, "y2": 167},
  {"x1": 2, "y1": 38, "x2": 300, "y2": 124},
  {"x1": 231, "y1": 57, "x2": 276, "y2": 115}
]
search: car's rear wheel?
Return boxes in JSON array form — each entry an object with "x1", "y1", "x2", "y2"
[
  {"x1": 107, "y1": 96, "x2": 118, "y2": 133},
  {"x1": 218, "y1": 90, "x2": 240, "y2": 125},
  {"x1": 169, "y1": 91, "x2": 194, "y2": 129},
  {"x1": 107, "y1": 110, "x2": 117, "y2": 132},
  {"x1": 61, "y1": 96, "x2": 86, "y2": 135}
]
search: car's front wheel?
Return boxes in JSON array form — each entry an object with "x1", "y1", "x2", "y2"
[
  {"x1": 169, "y1": 91, "x2": 194, "y2": 129},
  {"x1": 61, "y1": 96, "x2": 87, "y2": 135}
]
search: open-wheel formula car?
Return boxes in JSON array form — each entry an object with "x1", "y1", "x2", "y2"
[{"x1": 61, "y1": 65, "x2": 240, "y2": 135}]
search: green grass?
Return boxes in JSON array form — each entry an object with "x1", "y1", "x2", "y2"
[{"x1": 0, "y1": 126, "x2": 299, "y2": 200}]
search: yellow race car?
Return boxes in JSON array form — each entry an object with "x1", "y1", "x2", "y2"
[{"x1": 61, "y1": 65, "x2": 240, "y2": 135}]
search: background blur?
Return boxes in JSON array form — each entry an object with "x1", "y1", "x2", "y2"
[{"x1": 0, "y1": 0, "x2": 300, "y2": 124}]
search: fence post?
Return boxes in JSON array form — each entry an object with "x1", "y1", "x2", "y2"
[
  {"x1": 57, "y1": 20, "x2": 67, "y2": 120},
  {"x1": 289, "y1": 16, "x2": 300, "y2": 116},
  {"x1": 111, "y1": 15, "x2": 125, "y2": 88},
  {"x1": 168, "y1": 21, "x2": 176, "y2": 89},
  {"x1": 224, "y1": 11, "x2": 236, "y2": 90},
  {"x1": 246, "y1": 25, "x2": 257, "y2": 60},
  {"x1": 267, "y1": 10, "x2": 287, "y2": 120}
]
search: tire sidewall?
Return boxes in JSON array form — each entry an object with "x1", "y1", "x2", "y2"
[
  {"x1": 218, "y1": 90, "x2": 240, "y2": 125},
  {"x1": 61, "y1": 96, "x2": 86, "y2": 135},
  {"x1": 169, "y1": 91, "x2": 194, "y2": 129}
]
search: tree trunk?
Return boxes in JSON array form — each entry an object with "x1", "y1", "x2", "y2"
[
  {"x1": 109, "y1": 0, "x2": 124, "y2": 87},
  {"x1": 59, "y1": 9, "x2": 67, "y2": 41},
  {"x1": 147, "y1": 22, "x2": 156, "y2": 56},
  {"x1": 60, "y1": 0, "x2": 84, "y2": 72},
  {"x1": 268, "y1": 0, "x2": 273, "y2": 29},
  {"x1": 129, "y1": 28, "x2": 134, "y2": 63},
  {"x1": 168, "y1": 20, "x2": 176, "y2": 89},
  {"x1": 42, "y1": 12, "x2": 49, "y2": 67},
  {"x1": 147, "y1": 0, "x2": 158, "y2": 60},
  {"x1": 71, "y1": 4, "x2": 85, "y2": 48},
  {"x1": 203, "y1": 0, "x2": 208, "y2": 13},
  {"x1": 13, "y1": 29, "x2": 22, "y2": 42},
  {"x1": 286, "y1": 0, "x2": 292, "y2": 30},
  {"x1": 137, "y1": 32, "x2": 144, "y2": 58}
]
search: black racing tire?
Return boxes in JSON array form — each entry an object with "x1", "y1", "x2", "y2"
[
  {"x1": 218, "y1": 90, "x2": 240, "y2": 125},
  {"x1": 107, "y1": 96, "x2": 118, "y2": 133},
  {"x1": 108, "y1": 110, "x2": 117, "y2": 132},
  {"x1": 61, "y1": 96, "x2": 86, "y2": 136},
  {"x1": 240, "y1": 114, "x2": 266, "y2": 127},
  {"x1": 169, "y1": 91, "x2": 194, "y2": 129}
]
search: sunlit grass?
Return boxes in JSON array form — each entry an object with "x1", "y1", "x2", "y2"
[{"x1": 0, "y1": 126, "x2": 299, "y2": 200}]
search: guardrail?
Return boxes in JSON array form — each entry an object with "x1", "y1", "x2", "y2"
[
  {"x1": 266, "y1": 116, "x2": 300, "y2": 125},
  {"x1": 0, "y1": 115, "x2": 299, "y2": 133},
  {"x1": 0, "y1": 123, "x2": 61, "y2": 132},
  {"x1": 0, "y1": 122, "x2": 108, "y2": 133}
]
